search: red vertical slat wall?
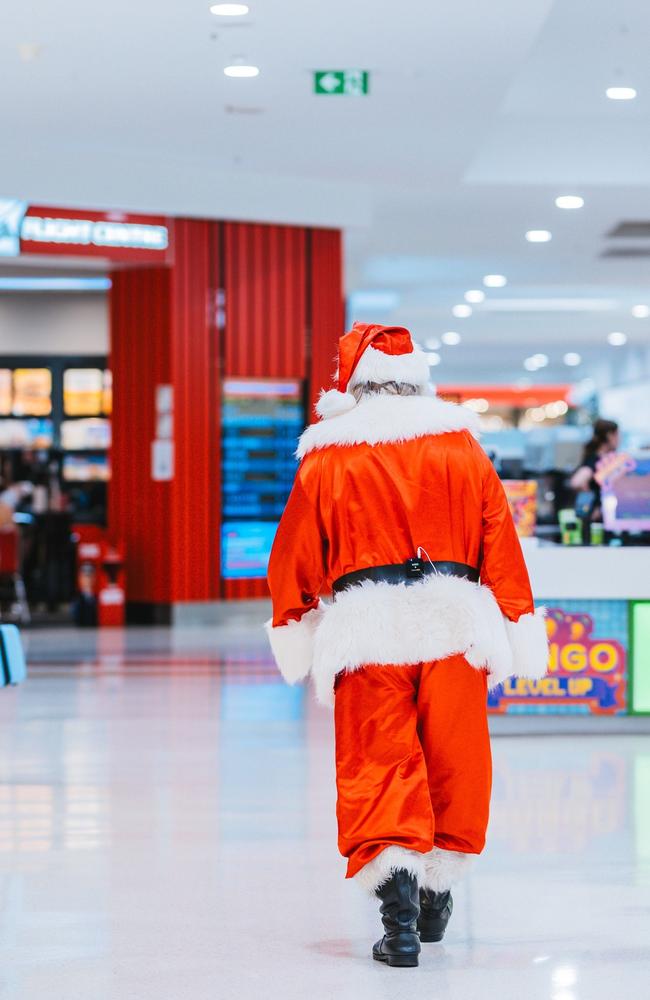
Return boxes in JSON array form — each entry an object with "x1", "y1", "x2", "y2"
[
  {"x1": 220, "y1": 222, "x2": 342, "y2": 601},
  {"x1": 110, "y1": 220, "x2": 221, "y2": 608},
  {"x1": 110, "y1": 266, "x2": 173, "y2": 602},
  {"x1": 308, "y1": 228, "x2": 344, "y2": 415},
  {"x1": 170, "y1": 218, "x2": 220, "y2": 601},
  {"x1": 223, "y1": 222, "x2": 306, "y2": 378},
  {"x1": 222, "y1": 222, "x2": 308, "y2": 599},
  {"x1": 110, "y1": 218, "x2": 342, "y2": 610}
]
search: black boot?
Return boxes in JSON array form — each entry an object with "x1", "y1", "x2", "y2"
[
  {"x1": 372, "y1": 868, "x2": 421, "y2": 968},
  {"x1": 417, "y1": 888, "x2": 453, "y2": 942}
]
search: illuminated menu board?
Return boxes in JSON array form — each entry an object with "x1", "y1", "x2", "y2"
[{"x1": 221, "y1": 379, "x2": 304, "y2": 579}]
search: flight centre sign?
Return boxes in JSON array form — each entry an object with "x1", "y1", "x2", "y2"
[{"x1": 0, "y1": 199, "x2": 171, "y2": 263}]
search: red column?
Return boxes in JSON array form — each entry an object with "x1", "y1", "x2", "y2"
[
  {"x1": 110, "y1": 219, "x2": 342, "y2": 616},
  {"x1": 109, "y1": 219, "x2": 220, "y2": 619}
]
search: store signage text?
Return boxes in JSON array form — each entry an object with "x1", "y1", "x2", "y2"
[
  {"x1": 488, "y1": 607, "x2": 627, "y2": 715},
  {"x1": 0, "y1": 198, "x2": 169, "y2": 258},
  {"x1": 21, "y1": 215, "x2": 168, "y2": 250}
]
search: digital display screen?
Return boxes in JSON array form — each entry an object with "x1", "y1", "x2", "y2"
[
  {"x1": 0, "y1": 418, "x2": 54, "y2": 448},
  {"x1": 601, "y1": 454, "x2": 650, "y2": 532},
  {"x1": 61, "y1": 417, "x2": 111, "y2": 450},
  {"x1": 62, "y1": 454, "x2": 110, "y2": 482},
  {"x1": 221, "y1": 379, "x2": 304, "y2": 579},
  {"x1": 12, "y1": 368, "x2": 52, "y2": 416}
]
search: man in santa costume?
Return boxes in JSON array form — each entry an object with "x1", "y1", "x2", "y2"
[{"x1": 265, "y1": 323, "x2": 548, "y2": 968}]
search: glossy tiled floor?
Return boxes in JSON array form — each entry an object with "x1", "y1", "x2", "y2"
[{"x1": 1, "y1": 620, "x2": 649, "y2": 999}]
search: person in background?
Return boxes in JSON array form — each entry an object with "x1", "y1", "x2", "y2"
[{"x1": 570, "y1": 418, "x2": 619, "y2": 512}]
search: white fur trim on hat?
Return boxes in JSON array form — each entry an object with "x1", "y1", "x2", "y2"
[
  {"x1": 349, "y1": 345, "x2": 431, "y2": 389},
  {"x1": 422, "y1": 847, "x2": 475, "y2": 892},
  {"x1": 504, "y1": 607, "x2": 549, "y2": 680},
  {"x1": 354, "y1": 845, "x2": 427, "y2": 895},
  {"x1": 315, "y1": 389, "x2": 358, "y2": 420},
  {"x1": 264, "y1": 604, "x2": 325, "y2": 685}
]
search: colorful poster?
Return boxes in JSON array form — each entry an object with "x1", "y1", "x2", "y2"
[
  {"x1": 502, "y1": 479, "x2": 537, "y2": 537},
  {"x1": 488, "y1": 601, "x2": 628, "y2": 715}
]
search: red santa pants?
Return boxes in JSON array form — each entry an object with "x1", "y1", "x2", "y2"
[{"x1": 334, "y1": 654, "x2": 492, "y2": 880}]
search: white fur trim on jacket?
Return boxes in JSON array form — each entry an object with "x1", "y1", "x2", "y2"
[
  {"x1": 297, "y1": 393, "x2": 479, "y2": 458},
  {"x1": 350, "y1": 345, "x2": 431, "y2": 390},
  {"x1": 505, "y1": 607, "x2": 549, "y2": 681},
  {"x1": 264, "y1": 605, "x2": 325, "y2": 685},
  {"x1": 354, "y1": 846, "x2": 427, "y2": 895},
  {"x1": 422, "y1": 847, "x2": 475, "y2": 892},
  {"x1": 305, "y1": 574, "x2": 547, "y2": 706}
]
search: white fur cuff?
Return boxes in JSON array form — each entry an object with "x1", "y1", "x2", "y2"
[
  {"x1": 350, "y1": 345, "x2": 431, "y2": 390},
  {"x1": 264, "y1": 605, "x2": 324, "y2": 685},
  {"x1": 505, "y1": 607, "x2": 549, "y2": 680},
  {"x1": 422, "y1": 847, "x2": 475, "y2": 892},
  {"x1": 354, "y1": 845, "x2": 427, "y2": 895}
]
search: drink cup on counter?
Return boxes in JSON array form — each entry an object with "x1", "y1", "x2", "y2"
[{"x1": 590, "y1": 522, "x2": 604, "y2": 546}]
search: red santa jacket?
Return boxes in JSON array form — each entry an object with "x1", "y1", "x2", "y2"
[{"x1": 266, "y1": 393, "x2": 548, "y2": 704}]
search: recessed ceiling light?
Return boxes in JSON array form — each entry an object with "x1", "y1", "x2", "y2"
[
  {"x1": 631, "y1": 304, "x2": 650, "y2": 318},
  {"x1": 224, "y1": 63, "x2": 260, "y2": 77},
  {"x1": 523, "y1": 353, "x2": 549, "y2": 371},
  {"x1": 426, "y1": 352, "x2": 441, "y2": 366},
  {"x1": 452, "y1": 304, "x2": 472, "y2": 318},
  {"x1": 525, "y1": 230, "x2": 552, "y2": 243},
  {"x1": 563, "y1": 352, "x2": 582, "y2": 366},
  {"x1": 441, "y1": 331, "x2": 461, "y2": 346},
  {"x1": 555, "y1": 195, "x2": 584, "y2": 210},
  {"x1": 607, "y1": 331, "x2": 627, "y2": 346},
  {"x1": 424, "y1": 337, "x2": 440, "y2": 350},
  {"x1": 210, "y1": 3, "x2": 250, "y2": 14},
  {"x1": 464, "y1": 397, "x2": 489, "y2": 414},
  {"x1": 606, "y1": 86, "x2": 637, "y2": 101},
  {"x1": 483, "y1": 274, "x2": 507, "y2": 287},
  {"x1": 464, "y1": 289, "x2": 485, "y2": 304}
]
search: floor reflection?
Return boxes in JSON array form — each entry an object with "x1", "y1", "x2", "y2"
[{"x1": 0, "y1": 624, "x2": 648, "y2": 1000}]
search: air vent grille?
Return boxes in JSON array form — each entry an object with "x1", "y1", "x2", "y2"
[
  {"x1": 607, "y1": 221, "x2": 650, "y2": 238},
  {"x1": 601, "y1": 247, "x2": 650, "y2": 258}
]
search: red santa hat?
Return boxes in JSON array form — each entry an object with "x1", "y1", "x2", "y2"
[{"x1": 316, "y1": 322, "x2": 431, "y2": 419}]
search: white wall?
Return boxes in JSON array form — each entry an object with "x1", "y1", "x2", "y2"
[{"x1": 0, "y1": 293, "x2": 108, "y2": 356}]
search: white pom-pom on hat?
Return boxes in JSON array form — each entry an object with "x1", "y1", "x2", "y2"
[{"x1": 315, "y1": 389, "x2": 358, "y2": 420}]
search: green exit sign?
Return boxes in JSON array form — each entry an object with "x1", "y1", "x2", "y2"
[{"x1": 314, "y1": 70, "x2": 370, "y2": 96}]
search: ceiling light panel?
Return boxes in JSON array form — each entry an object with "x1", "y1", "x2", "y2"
[
  {"x1": 210, "y1": 3, "x2": 250, "y2": 14},
  {"x1": 606, "y1": 86, "x2": 637, "y2": 100},
  {"x1": 555, "y1": 195, "x2": 584, "y2": 210},
  {"x1": 224, "y1": 63, "x2": 259, "y2": 77}
]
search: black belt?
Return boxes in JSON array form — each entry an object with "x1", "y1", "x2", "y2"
[{"x1": 332, "y1": 559, "x2": 479, "y2": 596}]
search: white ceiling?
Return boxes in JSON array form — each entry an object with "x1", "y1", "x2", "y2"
[{"x1": 2, "y1": 0, "x2": 650, "y2": 387}]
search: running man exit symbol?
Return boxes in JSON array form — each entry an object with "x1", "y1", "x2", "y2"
[{"x1": 313, "y1": 70, "x2": 369, "y2": 96}]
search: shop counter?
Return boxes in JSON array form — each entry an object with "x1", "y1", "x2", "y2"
[{"x1": 487, "y1": 542, "x2": 650, "y2": 716}]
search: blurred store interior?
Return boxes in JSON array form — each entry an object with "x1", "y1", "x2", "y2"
[{"x1": 1, "y1": 3, "x2": 650, "y2": 705}]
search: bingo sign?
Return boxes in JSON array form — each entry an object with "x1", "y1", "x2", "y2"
[{"x1": 489, "y1": 604, "x2": 627, "y2": 715}]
